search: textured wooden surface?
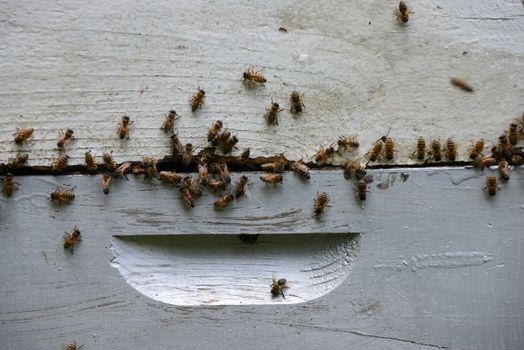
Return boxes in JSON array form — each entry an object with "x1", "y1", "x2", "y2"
[
  {"x1": 1, "y1": 0, "x2": 523, "y2": 166},
  {"x1": 0, "y1": 168, "x2": 523, "y2": 349}
]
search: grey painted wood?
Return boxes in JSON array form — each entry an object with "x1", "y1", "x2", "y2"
[{"x1": 0, "y1": 167, "x2": 523, "y2": 349}]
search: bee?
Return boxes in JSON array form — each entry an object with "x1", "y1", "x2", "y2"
[
  {"x1": 101, "y1": 173, "x2": 111, "y2": 194},
  {"x1": 85, "y1": 151, "x2": 97, "y2": 173},
  {"x1": 451, "y1": 78, "x2": 474, "y2": 93},
  {"x1": 183, "y1": 176, "x2": 203, "y2": 197},
  {"x1": 218, "y1": 162, "x2": 231, "y2": 183},
  {"x1": 14, "y1": 127, "x2": 34, "y2": 144},
  {"x1": 396, "y1": 1, "x2": 411, "y2": 23},
  {"x1": 117, "y1": 115, "x2": 133, "y2": 139},
  {"x1": 220, "y1": 135, "x2": 239, "y2": 154},
  {"x1": 428, "y1": 139, "x2": 442, "y2": 162},
  {"x1": 207, "y1": 120, "x2": 223, "y2": 142},
  {"x1": 2, "y1": 173, "x2": 17, "y2": 197},
  {"x1": 52, "y1": 155, "x2": 69, "y2": 173},
  {"x1": 158, "y1": 171, "x2": 182, "y2": 185},
  {"x1": 474, "y1": 155, "x2": 497, "y2": 169},
  {"x1": 50, "y1": 186, "x2": 75, "y2": 204},
  {"x1": 511, "y1": 154, "x2": 524, "y2": 165},
  {"x1": 508, "y1": 123, "x2": 518, "y2": 146},
  {"x1": 514, "y1": 112, "x2": 524, "y2": 135},
  {"x1": 179, "y1": 187, "x2": 195, "y2": 208},
  {"x1": 207, "y1": 178, "x2": 226, "y2": 191},
  {"x1": 498, "y1": 160, "x2": 510, "y2": 181},
  {"x1": 412, "y1": 136, "x2": 426, "y2": 160},
  {"x1": 113, "y1": 161, "x2": 131, "y2": 180},
  {"x1": 290, "y1": 91, "x2": 304, "y2": 114},
  {"x1": 337, "y1": 135, "x2": 359, "y2": 153},
  {"x1": 368, "y1": 140, "x2": 383, "y2": 163},
  {"x1": 469, "y1": 138, "x2": 484, "y2": 159},
  {"x1": 243, "y1": 67, "x2": 266, "y2": 84},
  {"x1": 214, "y1": 193, "x2": 235, "y2": 209},
  {"x1": 190, "y1": 87, "x2": 205, "y2": 112},
  {"x1": 384, "y1": 137, "x2": 395, "y2": 160},
  {"x1": 291, "y1": 161, "x2": 310, "y2": 179},
  {"x1": 182, "y1": 144, "x2": 194, "y2": 167},
  {"x1": 233, "y1": 175, "x2": 249, "y2": 198},
  {"x1": 142, "y1": 157, "x2": 157, "y2": 180},
  {"x1": 63, "y1": 226, "x2": 82, "y2": 253},
  {"x1": 57, "y1": 129, "x2": 74, "y2": 149},
  {"x1": 313, "y1": 192, "x2": 330, "y2": 218},
  {"x1": 314, "y1": 145, "x2": 335, "y2": 165},
  {"x1": 355, "y1": 180, "x2": 369, "y2": 201},
  {"x1": 161, "y1": 110, "x2": 180, "y2": 132},
  {"x1": 64, "y1": 341, "x2": 83, "y2": 350},
  {"x1": 344, "y1": 161, "x2": 366, "y2": 180},
  {"x1": 8, "y1": 153, "x2": 29, "y2": 169},
  {"x1": 170, "y1": 133, "x2": 184, "y2": 157},
  {"x1": 483, "y1": 175, "x2": 500, "y2": 196},
  {"x1": 261, "y1": 162, "x2": 284, "y2": 173},
  {"x1": 237, "y1": 148, "x2": 251, "y2": 162},
  {"x1": 260, "y1": 173, "x2": 283, "y2": 185},
  {"x1": 271, "y1": 274, "x2": 289, "y2": 298},
  {"x1": 496, "y1": 134, "x2": 512, "y2": 161},
  {"x1": 102, "y1": 151, "x2": 117, "y2": 172},
  {"x1": 445, "y1": 138, "x2": 457, "y2": 161},
  {"x1": 265, "y1": 100, "x2": 282, "y2": 125}
]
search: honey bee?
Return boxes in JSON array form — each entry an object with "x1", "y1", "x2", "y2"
[
  {"x1": 313, "y1": 192, "x2": 330, "y2": 218},
  {"x1": 412, "y1": 136, "x2": 426, "y2": 160},
  {"x1": 212, "y1": 130, "x2": 231, "y2": 147},
  {"x1": 514, "y1": 112, "x2": 524, "y2": 135},
  {"x1": 260, "y1": 173, "x2": 283, "y2": 185},
  {"x1": 179, "y1": 187, "x2": 195, "y2": 208},
  {"x1": 384, "y1": 137, "x2": 395, "y2": 161},
  {"x1": 314, "y1": 145, "x2": 335, "y2": 165},
  {"x1": 291, "y1": 161, "x2": 310, "y2": 179},
  {"x1": 396, "y1": 1, "x2": 411, "y2": 23},
  {"x1": 183, "y1": 176, "x2": 203, "y2": 196},
  {"x1": 261, "y1": 162, "x2": 284, "y2": 173},
  {"x1": 142, "y1": 157, "x2": 157, "y2": 180},
  {"x1": 64, "y1": 341, "x2": 82, "y2": 350},
  {"x1": 508, "y1": 123, "x2": 518, "y2": 146},
  {"x1": 355, "y1": 180, "x2": 369, "y2": 201},
  {"x1": 14, "y1": 127, "x2": 34, "y2": 144},
  {"x1": 113, "y1": 161, "x2": 131, "y2": 180},
  {"x1": 182, "y1": 144, "x2": 194, "y2": 167},
  {"x1": 218, "y1": 162, "x2": 231, "y2": 183},
  {"x1": 63, "y1": 226, "x2": 82, "y2": 253},
  {"x1": 220, "y1": 135, "x2": 239, "y2": 154},
  {"x1": 161, "y1": 110, "x2": 180, "y2": 132},
  {"x1": 344, "y1": 160, "x2": 366, "y2": 180},
  {"x1": 233, "y1": 175, "x2": 249, "y2": 198},
  {"x1": 428, "y1": 139, "x2": 442, "y2": 162},
  {"x1": 290, "y1": 91, "x2": 304, "y2": 114},
  {"x1": 337, "y1": 135, "x2": 359, "y2": 153},
  {"x1": 158, "y1": 171, "x2": 182, "y2": 185},
  {"x1": 214, "y1": 193, "x2": 235, "y2": 209},
  {"x1": 271, "y1": 274, "x2": 289, "y2": 298},
  {"x1": 265, "y1": 100, "x2": 282, "y2": 125},
  {"x1": 445, "y1": 138, "x2": 457, "y2": 161},
  {"x1": 102, "y1": 151, "x2": 117, "y2": 172},
  {"x1": 474, "y1": 155, "x2": 497, "y2": 169},
  {"x1": 237, "y1": 148, "x2": 251, "y2": 162},
  {"x1": 171, "y1": 133, "x2": 184, "y2": 157},
  {"x1": 8, "y1": 153, "x2": 29, "y2": 169},
  {"x1": 190, "y1": 87, "x2": 205, "y2": 112},
  {"x1": 451, "y1": 78, "x2": 474, "y2": 93},
  {"x1": 243, "y1": 67, "x2": 266, "y2": 84},
  {"x1": 2, "y1": 173, "x2": 17, "y2": 197},
  {"x1": 84, "y1": 151, "x2": 97, "y2": 173},
  {"x1": 483, "y1": 175, "x2": 500, "y2": 196},
  {"x1": 469, "y1": 138, "x2": 484, "y2": 159},
  {"x1": 498, "y1": 160, "x2": 510, "y2": 181},
  {"x1": 101, "y1": 173, "x2": 111, "y2": 194},
  {"x1": 198, "y1": 163, "x2": 209, "y2": 185},
  {"x1": 117, "y1": 115, "x2": 133, "y2": 139},
  {"x1": 207, "y1": 120, "x2": 223, "y2": 142},
  {"x1": 57, "y1": 129, "x2": 74, "y2": 149},
  {"x1": 50, "y1": 186, "x2": 75, "y2": 204},
  {"x1": 368, "y1": 140, "x2": 383, "y2": 163},
  {"x1": 52, "y1": 155, "x2": 69, "y2": 173},
  {"x1": 207, "y1": 178, "x2": 226, "y2": 191},
  {"x1": 511, "y1": 154, "x2": 524, "y2": 165},
  {"x1": 496, "y1": 134, "x2": 512, "y2": 161}
]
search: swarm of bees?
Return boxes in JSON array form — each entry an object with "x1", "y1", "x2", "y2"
[{"x1": 63, "y1": 226, "x2": 82, "y2": 253}]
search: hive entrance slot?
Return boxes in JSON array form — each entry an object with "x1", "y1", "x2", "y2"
[{"x1": 111, "y1": 233, "x2": 360, "y2": 306}]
